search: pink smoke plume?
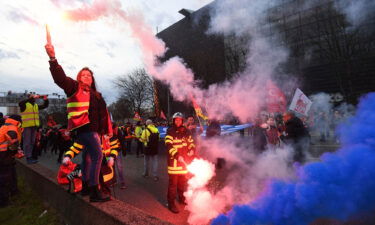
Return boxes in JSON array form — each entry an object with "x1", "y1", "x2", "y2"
[
  {"x1": 183, "y1": 136, "x2": 296, "y2": 224},
  {"x1": 62, "y1": 1, "x2": 296, "y2": 223},
  {"x1": 185, "y1": 158, "x2": 221, "y2": 225},
  {"x1": 63, "y1": 0, "x2": 273, "y2": 122}
]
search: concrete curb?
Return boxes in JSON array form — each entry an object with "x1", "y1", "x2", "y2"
[{"x1": 16, "y1": 160, "x2": 172, "y2": 225}]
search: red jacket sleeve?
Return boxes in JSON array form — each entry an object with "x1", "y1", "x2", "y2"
[{"x1": 49, "y1": 59, "x2": 77, "y2": 97}]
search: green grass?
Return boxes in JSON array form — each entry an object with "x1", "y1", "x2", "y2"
[{"x1": 0, "y1": 178, "x2": 63, "y2": 225}]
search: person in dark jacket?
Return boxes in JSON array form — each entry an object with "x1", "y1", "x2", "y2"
[
  {"x1": 57, "y1": 125, "x2": 73, "y2": 164},
  {"x1": 251, "y1": 118, "x2": 268, "y2": 153},
  {"x1": 280, "y1": 111, "x2": 310, "y2": 163},
  {"x1": 185, "y1": 115, "x2": 203, "y2": 141},
  {"x1": 0, "y1": 112, "x2": 4, "y2": 127},
  {"x1": 111, "y1": 123, "x2": 126, "y2": 189},
  {"x1": 124, "y1": 122, "x2": 134, "y2": 155},
  {"x1": 45, "y1": 43, "x2": 112, "y2": 202},
  {"x1": 206, "y1": 120, "x2": 221, "y2": 138}
]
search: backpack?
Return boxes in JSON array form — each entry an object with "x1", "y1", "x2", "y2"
[{"x1": 146, "y1": 128, "x2": 159, "y2": 153}]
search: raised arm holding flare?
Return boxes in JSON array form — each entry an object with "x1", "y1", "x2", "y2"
[{"x1": 45, "y1": 41, "x2": 112, "y2": 202}]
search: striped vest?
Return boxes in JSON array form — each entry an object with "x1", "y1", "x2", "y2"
[
  {"x1": 0, "y1": 119, "x2": 21, "y2": 152},
  {"x1": 67, "y1": 87, "x2": 90, "y2": 131},
  {"x1": 21, "y1": 102, "x2": 39, "y2": 128}
]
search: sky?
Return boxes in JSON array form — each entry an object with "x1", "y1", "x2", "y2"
[{"x1": 0, "y1": 0, "x2": 212, "y2": 108}]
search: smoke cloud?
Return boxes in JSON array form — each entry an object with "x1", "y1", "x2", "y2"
[
  {"x1": 334, "y1": 0, "x2": 375, "y2": 27},
  {"x1": 63, "y1": 0, "x2": 290, "y2": 122},
  {"x1": 308, "y1": 92, "x2": 355, "y2": 144},
  {"x1": 184, "y1": 136, "x2": 296, "y2": 224},
  {"x1": 58, "y1": 0, "x2": 375, "y2": 224},
  {"x1": 212, "y1": 92, "x2": 375, "y2": 225}
]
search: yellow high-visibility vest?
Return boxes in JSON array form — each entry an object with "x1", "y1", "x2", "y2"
[{"x1": 21, "y1": 102, "x2": 40, "y2": 128}]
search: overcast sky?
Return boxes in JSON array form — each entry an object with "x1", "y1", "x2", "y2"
[{"x1": 0, "y1": 0, "x2": 212, "y2": 110}]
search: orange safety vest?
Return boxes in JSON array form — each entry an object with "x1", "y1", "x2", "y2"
[
  {"x1": 0, "y1": 118, "x2": 22, "y2": 152},
  {"x1": 20, "y1": 102, "x2": 40, "y2": 128},
  {"x1": 67, "y1": 86, "x2": 90, "y2": 131}
]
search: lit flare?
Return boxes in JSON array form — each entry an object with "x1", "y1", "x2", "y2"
[{"x1": 46, "y1": 24, "x2": 52, "y2": 45}]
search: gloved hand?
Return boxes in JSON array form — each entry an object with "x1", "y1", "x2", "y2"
[
  {"x1": 107, "y1": 157, "x2": 114, "y2": 167},
  {"x1": 15, "y1": 149, "x2": 25, "y2": 159},
  {"x1": 178, "y1": 156, "x2": 185, "y2": 163},
  {"x1": 62, "y1": 156, "x2": 71, "y2": 165},
  {"x1": 187, "y1": 150, "x2": 194, "y2": 157}
]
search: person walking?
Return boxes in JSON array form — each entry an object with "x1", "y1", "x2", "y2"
[
  {"x1": 140, "y1": 119, "x2": 159, "y2": 181},
  {"x1": 19, "y1": 94, "x2": 49, "y2": 164},
  {"x1": 165, "y1": 112, "x2": 196, "y2": 213},
  {"x1": 45, "y1": 43, "x2": 112, "y2": 202}
]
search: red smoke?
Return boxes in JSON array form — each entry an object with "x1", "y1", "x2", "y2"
[{"x1": 62, "y1": 0, "x2": 272, "y2": 122}]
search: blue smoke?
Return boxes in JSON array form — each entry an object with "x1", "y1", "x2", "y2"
[{"x1": 212, "y1": 93, "x2": 375, "y2": 225}]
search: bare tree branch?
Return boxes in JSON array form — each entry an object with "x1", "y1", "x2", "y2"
[{"x1": 112, "y1": 68, "x2": 154, "y2": 119}]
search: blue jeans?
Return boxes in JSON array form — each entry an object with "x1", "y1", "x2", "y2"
[
  {"x1": 143, "y1": 155, "x2": 158, "y2": 177},
  {"x1": 22, "y1": 127, "x2": 37, "y2": 158},
  {"x1": 115, "y1": 154, "x2": 125, "y2": 184},
  {"x1": 79, "y1": 132, "x2": 103, "y2": 186}
]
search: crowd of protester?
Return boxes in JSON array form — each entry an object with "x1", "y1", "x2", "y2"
[
  {"x1": 0, "y1": 104, "x2": 346, "y2": 209},
  {"x1": 0, "y1": 41, "x2": 346, "y2": 210}
]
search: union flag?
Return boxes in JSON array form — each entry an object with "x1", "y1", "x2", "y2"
[{"x1": 266, "y1": 80, "x2": 287, "y2": 113}]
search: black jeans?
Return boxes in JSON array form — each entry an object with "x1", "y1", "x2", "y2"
[
  {"x1": 126, "y1": 140, "x2": 132, "y2": 154},
  {"x1": 167, "y1": 174, "x2": 187, "y2": 203},
  {"x1": 57, "y1": 140, "x2": 73, "y2": 163},
  {"x1": 136, "y1": 140, "x2": 143, "y2": 156}
]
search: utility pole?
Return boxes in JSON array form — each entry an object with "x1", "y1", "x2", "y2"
[{"x1": 167, "y1": 91, "x2": 170, "y2": 119}]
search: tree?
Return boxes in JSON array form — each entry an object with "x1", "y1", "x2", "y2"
[
  {"x1": 113, "y1": 68, "x2": 154, "y2": 117},
  {"x1": 108, "y1": 97, "x2": 133, "y2": 122},
  {"x1": 307, "y1": 5, "x2": 372, "y2": 102}
]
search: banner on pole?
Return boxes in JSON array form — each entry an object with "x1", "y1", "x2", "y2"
[
  {"x1": 191, "y1": 96, "x2": 208, "y2": 121},
  {"x1": 289, "y1": 88, "x2": 312, "y2": 116},
  {"x1": 266, "y1": 80, "x2": 287, "y2": 113}
]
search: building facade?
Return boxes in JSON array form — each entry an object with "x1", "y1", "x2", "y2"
[{"x1": 156, "y1": 0, "x2": 375, "y2": 116}]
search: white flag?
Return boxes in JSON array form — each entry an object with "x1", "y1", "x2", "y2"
[{"x1": 289, "y1": 88, "x2": 312, "y2": 116}]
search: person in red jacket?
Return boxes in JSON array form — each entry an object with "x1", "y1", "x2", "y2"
[{"x1": 45, "y1": 43, "x2": 112, "y2": 202}]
